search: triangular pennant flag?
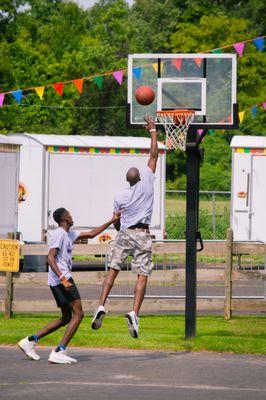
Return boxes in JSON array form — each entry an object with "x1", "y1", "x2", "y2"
[
  {"x1": 12, "y1": 89, "x2": 23, "y2": 103},
  {"x1": 73, "y1": 79, "x2": 84, "y2": 93},
  {"x1": 93, "y1": 76, "x2": 103, "y2": 89},
  {"x1": 233, "y1": 42, "x2": 245, "y2": 57},
  {"x1": 252, "y1": 37, "x2": 264, "y2": 51},
  {"x1": 133, "y1": 67, "x2": 142, "y2": 80},
  {"x1": 113, "y1": 70, "x2": 124, "y2": 85},
  {"x1": 152, "y1": 63, "x2": 158, "y2": 73},
  {"x1": 194, "y1": 58, "x2": 203, "y2": 68},
  {"x1": 238, "y1": 111, "x2": 245, "y2": 123},
  {"x1": 172, "y1": 58, "x2": 182, "y2": 72},
  {"x1": 35, "y1": 86, "x2": 45, "y2": 100},
  {"x1": 197, "y1": 129, "x2": 204, "y2": 135},
  {"x1": 211, "y1": 49, "x2": 222, "y2": 54},
  {"x1": 209, "y1": 129, "x2": 215, "y2": 136},
  {"x1": 263, "y1": 102, "x2": 266, "y2": 110},
  {"x1": 52, "y1": 82, "x2": 64, "y2": 96},
  {"x1": 251, "y1": 106, "x2": 257, "y2": 117},
  {"x1": 0, "y1": 93, "x2": 5, "y2": 107}
]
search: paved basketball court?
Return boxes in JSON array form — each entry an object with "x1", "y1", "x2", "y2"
[{"x1": 0, "y1": 346, "x2": 265, "y2": 400}]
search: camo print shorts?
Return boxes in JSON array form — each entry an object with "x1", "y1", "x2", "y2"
[{"x1": 109, "y1": 229, "x2": 154, "y2": 276}]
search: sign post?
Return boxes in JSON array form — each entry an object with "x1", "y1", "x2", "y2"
[{"x1": 0, "y1": 239, "x2": 20, "y2": 318}]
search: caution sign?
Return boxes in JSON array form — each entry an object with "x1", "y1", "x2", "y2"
[{"x1": 0, "y1": 240, "x2": 20, "y2": 272}]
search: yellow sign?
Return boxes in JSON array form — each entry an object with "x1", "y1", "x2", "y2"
[{"x1": 0, "y1": 240, "x2": 20, "y2": 272}]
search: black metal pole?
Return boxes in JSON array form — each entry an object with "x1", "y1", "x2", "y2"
[{"x1": 185, "y1": 128, "x2": 200, "y2": 339}]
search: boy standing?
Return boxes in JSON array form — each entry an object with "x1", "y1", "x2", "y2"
[{"x1": 18, "y1": 207, "x2": 120, "y2": 364}]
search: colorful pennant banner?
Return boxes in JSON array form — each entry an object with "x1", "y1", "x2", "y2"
[{"x1": 0, "y1": 35, "x2": 264, "y2": 116}]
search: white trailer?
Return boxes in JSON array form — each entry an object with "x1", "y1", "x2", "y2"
[
  {"x1": 10, "y1": 134, "x2": 166, "y2": 243},
  {"x1": 230, "y1": 135, "x2": 266, "y2": 242},
  {"x1": 0, "y1": 135, "x2": 20, "y2": 239}
]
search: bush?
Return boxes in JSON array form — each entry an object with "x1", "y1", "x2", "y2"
[{"x1": 165, "y1": 208, "x2": 230, "y2": 240}]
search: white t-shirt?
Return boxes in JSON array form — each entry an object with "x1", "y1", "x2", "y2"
[
  {"x1": 47, "y1": 227, "x2": 80, "y2": 287},
  {"x1": 114, "y1": 166, "x2": 155, "y2": 231}
]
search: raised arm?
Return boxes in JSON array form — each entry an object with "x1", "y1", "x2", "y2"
[
  {"x1": 144, "y1": 115, "x2": 158, "y2": 173},
  {"x1": 78, "y1": 211, "x2": 121, "y2": 239}
]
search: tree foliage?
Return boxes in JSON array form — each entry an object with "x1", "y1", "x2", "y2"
[{"x1": 0, "y1": 0, "x2": 265, "y2": 188}]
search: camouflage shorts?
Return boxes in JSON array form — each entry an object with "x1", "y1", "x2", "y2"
[{"x1": 109, "y1": 229, "x2": 154, "y2": 276}]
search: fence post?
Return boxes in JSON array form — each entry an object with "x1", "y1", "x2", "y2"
[
  {"x1": 224, "y1": 228, "x2": 233, "y2": 320},
  {"x1": 5, "y1": 272, "x2": 14, "y2": 319}
]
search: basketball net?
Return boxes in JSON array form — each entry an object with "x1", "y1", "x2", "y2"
[{"x1": 157, "y1": 110, "x2": 195, "y2": 151}]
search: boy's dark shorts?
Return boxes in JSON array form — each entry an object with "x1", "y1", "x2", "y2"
[{"x1": 50, "y1": 278, "x2": 81, "y2": 308}]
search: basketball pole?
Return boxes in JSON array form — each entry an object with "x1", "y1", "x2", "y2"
[{"x1": 185, "y1": 128, "x2": 202, "y2": 339}]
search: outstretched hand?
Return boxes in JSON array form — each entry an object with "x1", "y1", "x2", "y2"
[
  {"x1": 112, "y1": 210, "x2": 122, "y2": 221},
  {"x1": 143, "y1": 114, "x2": 156, "y2": 133}
]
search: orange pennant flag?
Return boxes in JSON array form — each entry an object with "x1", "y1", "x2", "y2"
[
  {"x1": 52, "y1": 82, "x2": 64, "y2": 96},
  {"x1": 194, "y1": 58, "x2": 203, "y2": 68},
  {"x1": 73, "y1": 79, "x2": 83, "y2": 94},
  {"x1": 172, "y1": 59, "x2": 182, "y2": 72},
  {"x1": 35, "y1": 86, "x2": 45, "y2": 100}
]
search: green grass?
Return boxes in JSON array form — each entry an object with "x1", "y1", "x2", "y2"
[
  {"x1": 1, "y1": 314, "x2": 265, "y2": 354},
  {"x1": 166, "y1": 197, "x2": 230, "y2": 215}
]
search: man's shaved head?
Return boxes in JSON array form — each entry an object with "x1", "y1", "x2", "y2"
[{"x1": 126, "y1": 167, "x2": 140, "y2": 186}]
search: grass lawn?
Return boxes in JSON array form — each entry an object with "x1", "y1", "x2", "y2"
[
  {"x1": 1, "y1": 314, "x2": 265, "y2": 355},
  {"x1": 165, "y1": 198, "x2": 230, "y2": 215}
]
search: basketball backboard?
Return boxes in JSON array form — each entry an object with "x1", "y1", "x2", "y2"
[{"x1": 127, "y1": 54, "x2": 238, "y2": 129}]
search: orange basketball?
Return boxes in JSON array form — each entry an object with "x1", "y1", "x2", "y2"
[{"x1": 134, "y1": 86, "x2": 155, "y2": 106}]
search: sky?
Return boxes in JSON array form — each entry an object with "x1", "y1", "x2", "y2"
[{"x1": 74, "y1": 0, "x2": 134, "y2": 8}]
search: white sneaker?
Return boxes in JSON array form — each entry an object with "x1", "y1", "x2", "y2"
[
  {"x1": 125, "y1": 311, "x2": 139, "y2": 339},
  {"x1": 17, "y1": 337, "x2": 40, "y2": 361},
  {"x1": 91, "y1": 305, "x2": 106, "y2": 330},
  {"x1": 48, "y1": 349, "x2": 77, "y2": 364}
]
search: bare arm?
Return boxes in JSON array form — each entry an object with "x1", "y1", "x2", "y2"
[
  {"x1": 47, "y1": 248, "x2": 72, "y2": 291},
  {"x1": 144, "y1": 115, "x2": 158, "y2": 173},
  {"x1": 78, "y1": 211, "x2": 121, "y2": 239}
]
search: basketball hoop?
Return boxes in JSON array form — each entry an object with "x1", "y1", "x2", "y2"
[{"x1": 157, "y1": 110, "x2": 195, "y2": 151}]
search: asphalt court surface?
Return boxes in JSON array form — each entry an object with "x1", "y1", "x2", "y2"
[{"x1": 1, "y1": 346, "x2": 266, "y2": 400}]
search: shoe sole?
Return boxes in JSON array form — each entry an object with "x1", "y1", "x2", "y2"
[
  {"x1": 48, "y1": 360, "x2": 72, "y2": 364},
  {"x1": 125, "y1": 314, "x2": 138, "y2": 339},
  {"x1": 17, "y1": 343, "x2": 40, "y2": 361},
  {"x1": 91, "y1": 310, "x2": 106, "y2": 330}
]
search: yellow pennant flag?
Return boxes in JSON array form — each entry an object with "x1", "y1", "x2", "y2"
[
  {"x1": 239, "y1": 111, "x2": 245, "y2": 123},
  {"x1": 35, "y1": 86, "x2": 45, "y2": 100},
  {"x1": 152, "y1": 63, "x2": 158, "y2": 73}
]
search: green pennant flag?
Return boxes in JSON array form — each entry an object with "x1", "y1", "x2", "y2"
[
  {"x1": 93, "y1": 76, "x2": 103, "y2": 90},
  {"x1": 209, "y1": 129, "x2": 215, "y2": 135},
  {"x1": 211, "y1": 49, "x2": 222, "y2": 54}
]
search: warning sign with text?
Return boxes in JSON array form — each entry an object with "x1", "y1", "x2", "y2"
[{"x1": 0, "y1": 240, "x2": 20, "y2": 272}]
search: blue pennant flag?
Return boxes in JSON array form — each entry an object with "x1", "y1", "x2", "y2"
[
  {"x1": 251, "y1": 106, "x2": 257, "y2": 117},
  {"x1": 133, "y1": 67, "x2": 142, "y2": 80},
  {"x1": 252, "y1": 37, "x2": 264, "y2": 51},
  {"x1": 12, "y1": 90, "x2": 23, "y2": 103}
]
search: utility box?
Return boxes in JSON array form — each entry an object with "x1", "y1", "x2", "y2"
[
  {"x1": 0, "y1": 135, "x2": 20, "y2": 239},
  {"x1": 10, "y1": 134, "x2": 166, "y2": 243},
  {"x1": 230, "y1": 135, "x2": 266, "y2": 242}
]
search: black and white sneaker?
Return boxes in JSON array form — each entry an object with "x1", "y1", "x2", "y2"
[
  {"x1": 125, "y1": 311, "x2": 139, "y2": 339},
  {"x1": 91, "y1": 305, "x2": 106, "y2": 330}
]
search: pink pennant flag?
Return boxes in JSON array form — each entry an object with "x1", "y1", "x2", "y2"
[
  {"x1": 197, "y1": 129, "x2": 204, "y2": 135},
  {"x1": 0, "y1": 93, "x2": 5, "y2": 107},
  {"x1": 233, "y1": 42, "x2": 245, "y2": 57},
  {"x1": 263, "y1": 102, "x2": 266, "y2": 110},
  {"x1": 113, "y1": 70, "x2": 124, "y2": 85},
  {"x1": 172, "y1": 59, "x2": 182, "y2": 72}
]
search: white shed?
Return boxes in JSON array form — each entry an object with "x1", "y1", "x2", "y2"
[
  {"x1": 9, "y1": 134, "x2": 166, "y2": 243},
  {"x1": 0, "y1": 135, "x2": 20, "y2": 239},
  {"x1": 230, "y1": 135, "x2": 266, "y2": 242}
]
